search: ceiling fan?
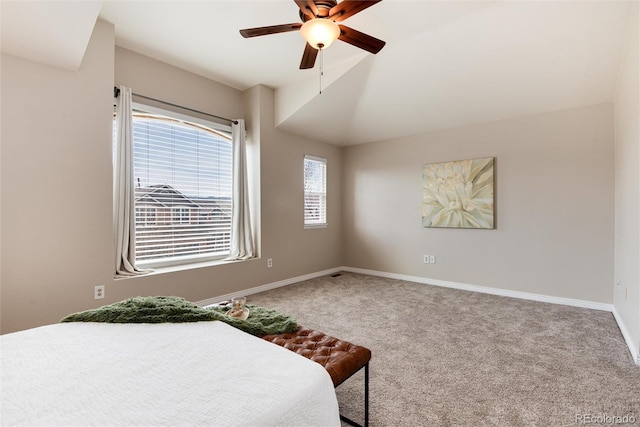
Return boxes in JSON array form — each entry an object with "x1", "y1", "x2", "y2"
[{"x1": 239, "y1": 0, "x2": 386, "y2": 70}]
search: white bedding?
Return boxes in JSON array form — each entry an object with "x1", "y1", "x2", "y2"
[{"x1": 0, "y1": 321, "x2": 340, "y2": 426}]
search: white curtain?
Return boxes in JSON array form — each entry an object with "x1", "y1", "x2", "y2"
[
  {"x1": 226, "y1": 119, "x2": 255, "y2": 260},
  {"x1": 114, "y1": 85, "x2": 149, "y2": 276}
]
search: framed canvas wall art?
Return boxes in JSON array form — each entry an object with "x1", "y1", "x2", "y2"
[{"x1": 422, "y1": 157, "x2": 494, "y2": 229}]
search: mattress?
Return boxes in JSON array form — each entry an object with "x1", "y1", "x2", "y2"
[{"x1": 0, "y1": 321, "x2": 340, "y2": 426}]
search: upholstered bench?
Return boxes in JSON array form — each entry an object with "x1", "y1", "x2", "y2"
[{"x1": 261, "y1": 327, "x2": 371, "y2": 427}]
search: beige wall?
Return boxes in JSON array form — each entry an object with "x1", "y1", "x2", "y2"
[
  {"x1": 0, "y1": 23, "x2": 342, "y2": 333},
  {"x1": 614, "y1": 1, "x2": 640, "y2": 360},
  {"x1": 115, "y1": 47, "x2": 244, "y2": 124},
  {"x1": 1, "y1": 20, "x2": 115, "y2": 333},
  {"x1": 343, "y1": 103, "x2": 615, "y2": 303}
]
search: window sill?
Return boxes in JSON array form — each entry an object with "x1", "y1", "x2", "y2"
[
  {"x1": 114, "y1": 257, "x2": 252, "y2": 280},
  {"x1": 304, "y1": 223, "x2": 328, "y2": 229}
]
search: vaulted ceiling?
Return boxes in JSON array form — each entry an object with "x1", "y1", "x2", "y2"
[{"x1": 1, "y1": 1, "x2": 634, "y2": 146}]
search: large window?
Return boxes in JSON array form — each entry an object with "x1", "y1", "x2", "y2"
[
  {"x1": 303, "y1": 155, "x2": 327, "y2": 227},
  {"x1": 127, "y1": 107, "x2": 233, "y2": 266}
]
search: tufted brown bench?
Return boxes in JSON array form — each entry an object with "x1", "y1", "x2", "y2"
[{"x1": 261, "y1": 327, "x2": 371, "y2": 427}]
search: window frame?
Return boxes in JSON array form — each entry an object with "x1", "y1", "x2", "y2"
[
  {"x1": 126, "y1": 102, "x2": 234, "y2": 269},
  {"x1": 303, "y1": 154, "x2": 328, "y2": 229}
]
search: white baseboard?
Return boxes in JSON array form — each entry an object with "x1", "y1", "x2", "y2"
[
  {"x1": 196, "y1": 267, "x2": 343, "y2": 307},
  {"x1": 198, "y1": 265, "x2": 639, "y2": 365},
  {"x1": 611, "y1": 307, "x2": 640, "y2": 366}
]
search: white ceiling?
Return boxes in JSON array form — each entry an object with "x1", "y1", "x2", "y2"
[
  {"x1": 2, "y1": 1, "x2": 634, "y2": 146},
  {"x1": 1, "y1": 0, "x2": 102, "y2": 71}
]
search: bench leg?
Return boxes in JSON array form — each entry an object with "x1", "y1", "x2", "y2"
[
  {"x1": 339, "y1": 363, "x2": 369, "y2": 427},
  {"x1": 365, "y1": 362, "x2": 369, "y2": 427}
]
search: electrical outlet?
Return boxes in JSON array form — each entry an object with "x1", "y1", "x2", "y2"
[
  {"x1": 267, "y1": 258, "x2": 273, "y2": 268},
  {"x1": 424, "y1": 255, "x2": 430, "y2": 264},
  {"x1": 94, "y1": 285, "x2": 105, "y2": 300}
]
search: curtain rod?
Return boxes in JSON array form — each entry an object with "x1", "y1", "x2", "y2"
[{"x1": 113, "y1": 86, "x2": 238, "y2": 125}]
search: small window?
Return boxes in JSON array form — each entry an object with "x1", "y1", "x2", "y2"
[
  {"x1": 173, "y1": 207, "x2": 191, "y2": 224},
  {"x1": 135, "y1": 205, "x2": 157, "y2": 226},
  {"x1": 304, "y1": 155, "x2": 327, "y2": 227}
]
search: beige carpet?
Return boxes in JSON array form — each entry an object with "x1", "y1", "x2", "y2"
[{"x1": 248, "y1": 272, "x2": 640, "y2": 426}]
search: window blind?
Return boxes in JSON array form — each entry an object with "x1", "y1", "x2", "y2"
[
  {"x1": 132, "y1": 113, "x2": 233, "y2": 265},
  {"x1": 304, "y1": 155, "x2": 327, "y2": 226}
]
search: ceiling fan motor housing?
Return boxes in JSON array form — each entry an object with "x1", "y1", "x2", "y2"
[{"x1": 299, "y1": 0, "x2": 338, "y2": 22}]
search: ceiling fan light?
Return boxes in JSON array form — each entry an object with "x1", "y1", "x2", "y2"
[{"x1": 300, "y1": 18, "x2": 340, "y2": 49}]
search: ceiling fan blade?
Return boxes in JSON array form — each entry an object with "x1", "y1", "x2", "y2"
[
  {"x1": 295, "y1": 0, "x2": 319, "y2": 19},
  {"x1": 338, "y1": 24, "x2": 385, "y2": 54},
  {"x1": 300, "y1": 43, "x2": 319, "y2": 69},
  {"x1": 240, "y1": 23, "x2": 302, "y2": 38},
  {"x1": 329, "y1": 0, "x2": 381, "y2": 22}
]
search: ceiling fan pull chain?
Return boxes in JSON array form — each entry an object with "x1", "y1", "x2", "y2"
[{"x1": 319, "y1": 48, "x2": 324, "y2": 95}]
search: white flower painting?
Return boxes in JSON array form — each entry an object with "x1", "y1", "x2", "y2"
[{"x1": 422, "y1": 157, "x2": 494, "y2": 229}]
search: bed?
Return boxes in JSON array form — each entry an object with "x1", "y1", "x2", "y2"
[{"x1": 0, "y1": 321, "x2": 341, "y2": 426}]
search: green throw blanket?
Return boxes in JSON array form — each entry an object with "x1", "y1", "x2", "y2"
[{"x1": 60, "y1": 296, "x2": 298, "y2": 336}]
